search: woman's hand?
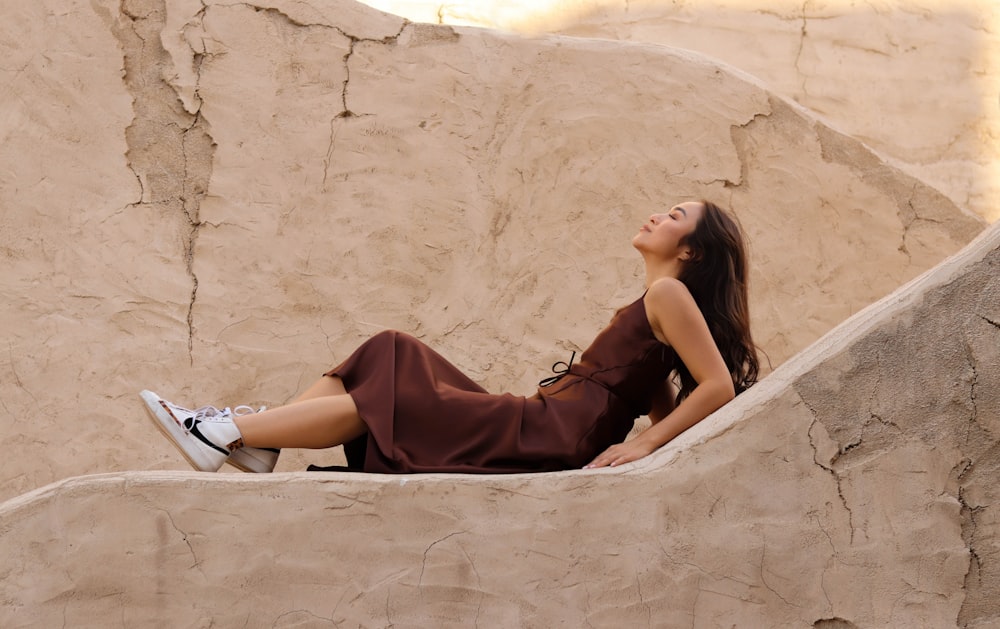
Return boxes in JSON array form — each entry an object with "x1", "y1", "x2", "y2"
[{"x1": 583, "y1": 437, "x2": 657, "y2": 469}]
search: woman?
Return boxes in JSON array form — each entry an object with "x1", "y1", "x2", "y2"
[{"x1": 142, "y1": 200, "x2": 758, "y2": 473}]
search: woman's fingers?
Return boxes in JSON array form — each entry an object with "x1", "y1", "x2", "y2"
[
  {"x1": 584, "y1": 445, "x2": 633, "y2": 468},
  {"x1": 584, "y1": 440, "x2": 655, "y2": 469}
]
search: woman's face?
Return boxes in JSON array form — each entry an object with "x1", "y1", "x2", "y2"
[{"x1": 632, "y1": 201, "x2": 704, "y2": 261}]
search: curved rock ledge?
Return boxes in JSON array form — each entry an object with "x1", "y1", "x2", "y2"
[{"x1": 2, "y1": 219, "x2": 997, "y2": 628}]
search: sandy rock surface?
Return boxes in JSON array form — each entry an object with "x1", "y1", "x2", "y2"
[
  {"x1": 369, "y1": 0, "x2": 1000, "y2": 223},
  {"x1": 1, "y1": 1, "x2": 996, "y2": 624}
]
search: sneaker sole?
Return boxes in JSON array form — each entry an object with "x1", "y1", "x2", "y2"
[
  {"x1": 140, "y1": 390, "x2": 222, "y2": 472},
  {"x1": 227, "y1": 447, "x2": 278, "y2": 474}
]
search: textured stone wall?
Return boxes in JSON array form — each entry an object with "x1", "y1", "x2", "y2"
[
  {"x1": 2, "y1": 212, "x2": 997, "y2": 628},
  {"x1": 0, "y1": 0, "x2": 982, "y2": 502},
  {"x1": 370, "y1": 0, "x2": 1000, "y2": 223}
]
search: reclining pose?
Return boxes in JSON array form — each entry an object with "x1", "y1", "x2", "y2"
[{"x1": 141, "y1": 200, "x2": 758, "y2": 473}]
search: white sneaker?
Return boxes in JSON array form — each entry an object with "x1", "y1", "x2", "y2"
[
  {"x1": 140, "y1": 390, "x2": 248, "y2": 472},
  {"x1": 142, "y1": 391, "x2": 280, "y2": 472}
]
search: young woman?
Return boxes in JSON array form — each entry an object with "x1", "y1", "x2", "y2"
[{"x1": 141, "y1": 200, "x2": 758, "y2": 473}]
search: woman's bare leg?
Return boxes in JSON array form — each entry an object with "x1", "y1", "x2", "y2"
[{"x1": 234, "y1": 381, "x2": 365, "y2": 449}]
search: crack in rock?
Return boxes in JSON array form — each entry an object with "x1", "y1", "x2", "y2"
[
  {"x1": 7, "y1": 341, "x2": 39, "y2": 407},
  {"x1": 236, "y1": 3, "x2": 408, "y2": 192},
  {"x1": 813, "y1": 618, "x2": 859, "y2": 629},
  {"x1": 158, "y1": 509, "x2": 205, "y2": 577},
  {"x1": 794, "y1": 1, "x2": 809, "y2": 95},
  {"x1": 979, "y1": 314, "x2": 1000, "y2": 331},
  {"x1": 958, "y1": 481, "x2": 983, "y2": 590},
  {"x1": 322, "y1": 118, "x2": 340, "y2": 190},
  {"x1": 114, "y1": 0, "x2": 215, "y2": 365},
  {"x1": 241, "y1": 3, "x2": 408, "y2": 116},
  {"x1": 727, "y1": 107, "x2": 775, "y2": 191},
  {"x1": 814, "y1": 123, "x2": 984, "y2": 248},
  {"x1": 418, "y1": 530, "x2": 466, "y2": 586},
  {"x1": 807, "y1": 415, "x2": 857, "y2": 544},
  {"x1": 759, "y1": 542, "x2": 799, "y2": 608},
  {"x1": 270, "y1": 609, "x2": 337, "y2": 626},
  {"x1": 864, "y1": 343, "x2": 901, "y2": 433},
  {"x1": 963, "y1": 337, "x2": 980, "y2": 445},
  {"x1": 180, "y1": 114, "x2": 213, "y2": 364},
  {"x1": 337, "y1": 20, "x2": 409, "y2": 117}
]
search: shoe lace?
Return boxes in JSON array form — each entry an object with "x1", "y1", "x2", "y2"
[
  {"x1": 234, "y1": 404, "x2": 266, "y2": 416},
  {"x1": 191, "y1": 404, "x2": 265, "y2": 422}
]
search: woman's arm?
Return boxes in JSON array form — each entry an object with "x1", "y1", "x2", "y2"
[{"x1": 585, "y1": 278, "x2": 735, "y2": 468}]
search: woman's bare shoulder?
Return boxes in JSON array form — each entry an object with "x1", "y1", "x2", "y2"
[
  {"x1": 646, "y1": 277, "x2": 694, "y2": 307},
  {"x1": 644, "y1": 277, "x2": 701, "y2": 345}
]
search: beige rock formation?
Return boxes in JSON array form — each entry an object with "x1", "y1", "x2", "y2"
[
  {"x1": 0, "y1": 0, "x2": 996, "y2": 625},
  {"x1": 366, "y1": 0, "x2": 1000, "y2": 224},
  {"x1": 0, "y1": 0, "x2": 983, "y2": 503},
  {"x1": 2, "y1": 193, "x2": 998, "y2": 628}
]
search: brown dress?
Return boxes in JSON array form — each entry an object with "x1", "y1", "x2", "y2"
[{"x1": 322, "y1": 294, "x2": 676, "y2": 473}]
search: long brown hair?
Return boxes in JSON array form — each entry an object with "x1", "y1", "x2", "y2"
[{"x1": 674, "y1": 200, "x2": 759, "y2": 401}]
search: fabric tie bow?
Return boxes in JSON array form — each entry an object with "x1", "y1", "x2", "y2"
[{"x1": 538, "y1": 350, "x2": 576, "y2": 387}]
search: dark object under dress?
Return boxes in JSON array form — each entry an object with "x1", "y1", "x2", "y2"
[{"x1": 319, "y1": 294, "x2": 676, "y2": 474}]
